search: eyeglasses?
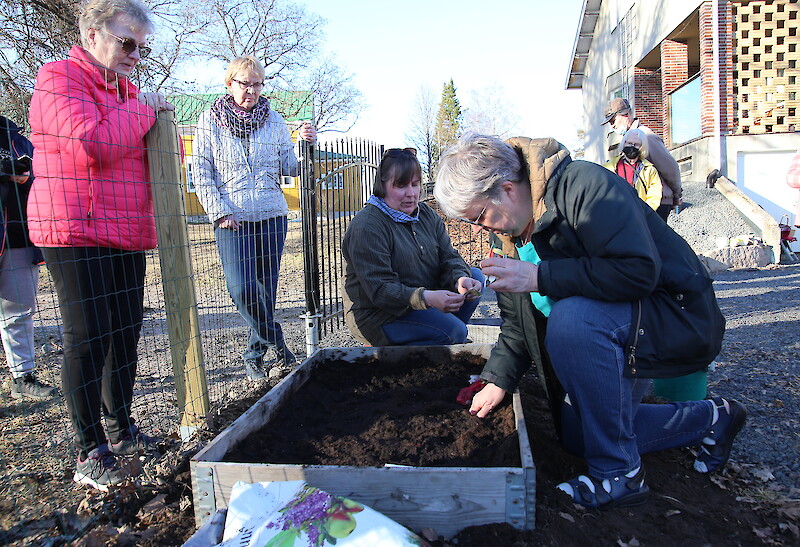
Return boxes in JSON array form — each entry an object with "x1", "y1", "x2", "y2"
[
  {"x1": 458, "y1": 202, "x2": 490, "y2": 228},
  {"x1": 231, "y1": 78, "x2": 265, "y2": 91},
  {"x1": 104, "y1": 30, "x2": 151, "y2": 58},
  {"x1": 383, "y1": 147, "x2": 417, "y2": 158}
]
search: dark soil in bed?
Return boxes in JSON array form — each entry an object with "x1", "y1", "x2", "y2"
[
  {"x1": 226, "y1": 353, "x2": 519, "y2": 467},
  {"x1": 223, "y1": 353, "x2": 799, "y2": 546}
]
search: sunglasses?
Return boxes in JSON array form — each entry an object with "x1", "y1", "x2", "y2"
[
  {"x1": 383, "y1": 147, "x2": 417, "y2": 158},
  {"x1": 105, "y1": 30, "x2": 151, "y2": 58},
  {"x1": 231, "y1": 78, "x2": 265, "y2": 91}
]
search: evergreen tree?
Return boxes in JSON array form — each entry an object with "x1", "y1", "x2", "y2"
[{"x1": 432, "y1": 79, "x2": 463, "y2": 178}]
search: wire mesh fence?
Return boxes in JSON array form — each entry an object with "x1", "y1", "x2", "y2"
[{"x1": 1, "y1": 86, "x2": 490, "y2": 482}]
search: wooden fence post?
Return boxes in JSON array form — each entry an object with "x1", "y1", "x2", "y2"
[{"x1": 146, "y1": 110, "x2": 210, "y2": 439}]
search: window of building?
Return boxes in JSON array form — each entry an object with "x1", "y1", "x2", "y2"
[
  {"x1": 669, "y1": 75, "x2": 702, "y2": 145},
  {"x1": 321, "y1": 171, "x2": 344, "y2": 190},
  {"x1": 280, "y1": 176, "x2": 296, "y2": 188},
  {"x1": 185, "y1": 158, "x2": 196, "y2": 193}
]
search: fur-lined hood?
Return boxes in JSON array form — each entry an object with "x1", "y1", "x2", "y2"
[{"x1": 496, "y1": 137, "x2": 571, "y2": 256}]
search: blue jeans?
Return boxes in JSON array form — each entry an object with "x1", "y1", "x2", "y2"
[
  {"x1": 215, "y1": 217, "x2": 287, "y2": 361},
  {"x1": 381, "y1": 267, "x2": 484, "y2": 346},
  {"x1": 545, "y1": 296, "x2": 714, "y2": 479}
]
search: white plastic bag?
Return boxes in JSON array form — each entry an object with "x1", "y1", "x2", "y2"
[{"x1": 217, "y1": 480, "x2": 427, "y2": 547}]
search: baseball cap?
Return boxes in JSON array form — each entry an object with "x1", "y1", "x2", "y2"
[{"x1": 602, "y1": 98, "x2": 631, "y2": 125}]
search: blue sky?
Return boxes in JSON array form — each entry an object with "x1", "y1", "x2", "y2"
[{"x1": 295, "y1": 0, "x2": 586, "y2": 151}]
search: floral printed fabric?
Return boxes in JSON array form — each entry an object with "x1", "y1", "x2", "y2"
[{"x1": 218, "y1": 480, "x2": 427, "y2": 547}]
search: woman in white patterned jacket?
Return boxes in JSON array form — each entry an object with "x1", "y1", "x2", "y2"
[{"x1": 193, "y1": 55, "x2": 316, "y2": 380}]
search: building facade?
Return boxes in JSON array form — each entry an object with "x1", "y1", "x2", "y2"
[{"x1": 568, "y1": 0, "x2": 800, "y2": 229}]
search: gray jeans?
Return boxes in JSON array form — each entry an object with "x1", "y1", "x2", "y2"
[{"x1": 0, "y1": 247, "x2": 40, "y2": 378}]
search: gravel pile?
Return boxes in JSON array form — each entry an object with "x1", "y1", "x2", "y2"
[{"x1": 668, "y1": 180, "x2": 759, "y2": 254}]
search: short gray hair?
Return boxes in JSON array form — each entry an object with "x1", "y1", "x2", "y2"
[
  {"x1": 434, "y1": 133, "x2": 523, "y2": 219},
  {"x1": 79, "y1": 0, "x2": 154, "y2": 47},
  {"x1": 619, "y1": 128, "x2": 649, "y2": 158}
]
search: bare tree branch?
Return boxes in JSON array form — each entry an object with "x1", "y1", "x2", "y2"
[
  {"x1": 0, "y1": 0, "x2": 364, "y2": 134},
  {"x1": 406, "y1": 86, "x2": 439, "y2": 183}
]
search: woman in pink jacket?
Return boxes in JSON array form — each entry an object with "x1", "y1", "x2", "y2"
[{"x1": 28, "y1": 0, "x2": 172, "y2": 492}]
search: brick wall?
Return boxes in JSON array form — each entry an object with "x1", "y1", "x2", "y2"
[
  {"x1": 731, "y1": 0, "x2": 800, "y2": 134},
  {"x1": 698, "y1": 0, "x2": 736, "y2": 136},
  {"x1": 661, "y1": 40, "x2": 689, "y2": 146},
  {"x1": 634, "y1": 67, "x2": 664, "y2": 138}
]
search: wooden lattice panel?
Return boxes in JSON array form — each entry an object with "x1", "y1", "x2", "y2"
[{"x1": 734, "y1": 0, "x2": 800, "y2": 134}]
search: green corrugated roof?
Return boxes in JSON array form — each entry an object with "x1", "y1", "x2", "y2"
[{"x1": 170, "y1": 91, "x2": 314, "y2": 126}]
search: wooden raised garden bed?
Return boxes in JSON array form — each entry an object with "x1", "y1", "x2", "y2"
[{"x1": 190, "y1": 344, "x2": 535, "y2": 538}]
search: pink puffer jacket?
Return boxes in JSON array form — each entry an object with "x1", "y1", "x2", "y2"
[{"x1": 28, "y1": 46, "x2": 157, "y2": 250}]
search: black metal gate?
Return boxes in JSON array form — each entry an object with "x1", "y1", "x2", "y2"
[{"x1": 298, "y1": 138, "x2": 384, "y2": 350}]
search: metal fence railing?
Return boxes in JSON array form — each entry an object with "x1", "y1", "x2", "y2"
[{"x1": 300, "y1": 139, "x2": 383, "y2": 342}]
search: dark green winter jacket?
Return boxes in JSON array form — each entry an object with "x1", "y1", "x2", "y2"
[{"x1": 480, "y1": 138, "x2": 725, "y2": 398}]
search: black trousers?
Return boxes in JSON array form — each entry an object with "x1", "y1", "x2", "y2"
[
  {"x1": 43, "y1": 247, "x2": 145, "y2": 456},
  {"x1": 656, "y1": 204, "x2": 673, "y2": 222}
]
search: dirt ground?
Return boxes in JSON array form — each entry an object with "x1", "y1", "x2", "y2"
[
  {"x1": 0, "y1": 221, "x2": 798, "y2": 545},
  {"x1": 225, "y1": 354, "x2": 518, "y2": 468},
  {"x1": 220, "y1": 353, "x2": 800, "y2": 547},
  {"x1": 2, "y1": 354, "x2": 799, "y2": 546}
]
